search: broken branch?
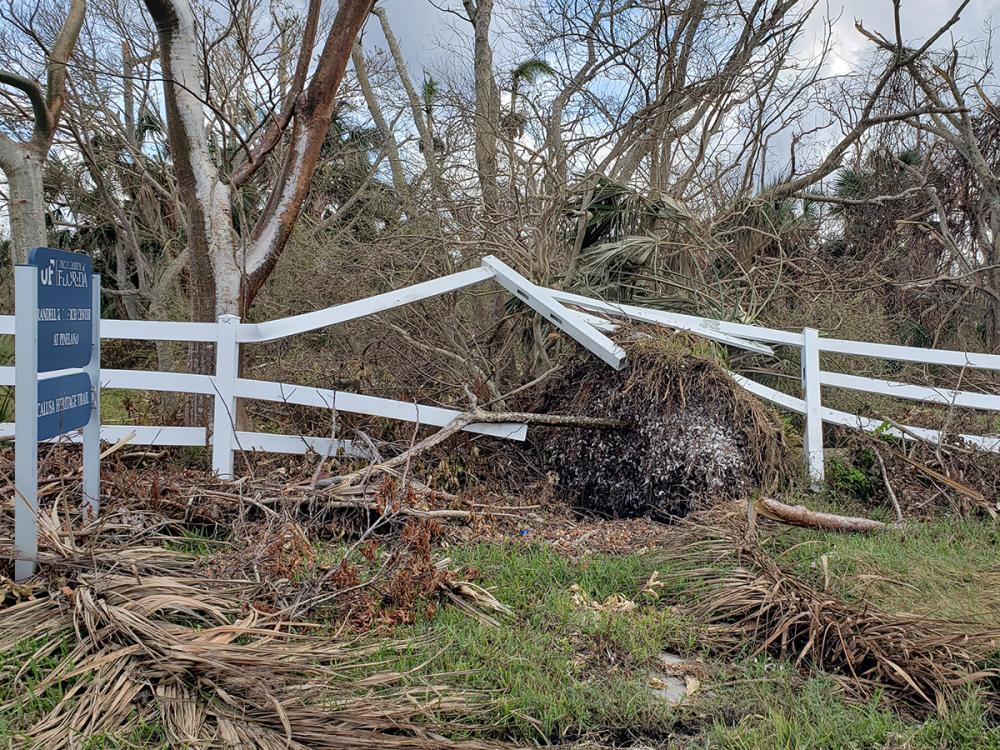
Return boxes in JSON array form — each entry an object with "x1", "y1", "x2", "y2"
[{"x1": 755, "y1": 497, "x2": 897, "y2": 533}]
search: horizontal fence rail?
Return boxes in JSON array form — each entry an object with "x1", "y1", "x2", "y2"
[{"x1": 0, "y1": 256, "x2": 996, "y2": 487}]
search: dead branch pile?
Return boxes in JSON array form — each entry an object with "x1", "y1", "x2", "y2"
[
  {"x1": 660, "y1": 504, "x2": 1000, "y2": 712},
  {"x1": 536, "y1": 331, "x2": 789, "y2": 519},
  {"x1": 0, "y1": 458, "x2": 522, "y2": 747},
  {"x1": 0, "y1": 464, "x2": 513, "y2": 625}
]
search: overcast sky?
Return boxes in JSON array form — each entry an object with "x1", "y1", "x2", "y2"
[{"x1": 363, "y1": 0, "x2": 999, "y2": 76}]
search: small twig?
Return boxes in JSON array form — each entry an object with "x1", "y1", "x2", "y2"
[{"x1": 872, "y1": 448, "x2": 904, "y2": 524}]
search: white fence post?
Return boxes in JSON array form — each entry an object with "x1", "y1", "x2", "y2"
[
  {"x1": 802, "y1": 327, "x2": 825, "y2": 490},
  {"x1": 211, "y1": 314, "x2": 240, "y2": 478}
]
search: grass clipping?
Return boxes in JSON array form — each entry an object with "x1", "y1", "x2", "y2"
[
  {"x1": 538, "y1": 330, "x2": 788, "y2": 519},
  {"x1": 662, "y1": 504, "x2": 1000, "y2": 713}
]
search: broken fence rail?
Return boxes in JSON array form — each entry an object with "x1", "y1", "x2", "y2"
[{"x1": 0, "y1": 255, "x2": 996, "y2": 487}]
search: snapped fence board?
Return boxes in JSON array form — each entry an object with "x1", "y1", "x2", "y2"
[{"x1": 482, "y1": 256, "x2": 627, "y2": 370}]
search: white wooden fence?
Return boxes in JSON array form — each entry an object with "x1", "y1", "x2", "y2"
[{"x1": 2, "y1": 255, "x2": 998, "y2": 488}]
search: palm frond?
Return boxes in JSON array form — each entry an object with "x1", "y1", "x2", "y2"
[
  {"x1": 657, "y1": 504, "x2": 1000, "y2": 713},
  {"x1": 510, "y1": 58, "x2": 555, "y2": 85}
]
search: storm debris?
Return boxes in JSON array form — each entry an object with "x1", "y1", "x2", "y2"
[{"x1": 537, "y1": 330, "x2": 788, "y2": 519}]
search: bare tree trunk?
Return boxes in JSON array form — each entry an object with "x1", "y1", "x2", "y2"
[
  {"x1": 372, "y1": 5, "x2": 445, "y2": 199},
  {"x1": 143, "y1": 0, "x2": 373, "y2": 426},
  {"x1": 756, "y1": 497, "x2": 894, "y2": 533},
  {"x1": 351, "y1": 43, "x2": 409, "y2": 207},
  {"x1": 0, "y1": 0, "x2": 86, "y2": 267},
  {"x1": 0, "y1": 144, "x2": 47, "y2": 266},
  {"x1": 463, "y1": 0, "x2": 500, "y2": 213}
]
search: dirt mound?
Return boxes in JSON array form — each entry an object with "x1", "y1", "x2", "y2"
[{"x1": 536, "y1": 330, "x2": 789, "y2": 519}]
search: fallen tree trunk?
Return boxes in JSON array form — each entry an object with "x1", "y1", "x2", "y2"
[{"x1": 755, "y1": 497, "x2": 896, "y2": 533}]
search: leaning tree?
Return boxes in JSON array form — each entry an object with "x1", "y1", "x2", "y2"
[{"x1": 0, "y1": 0, "x2": 86, "y2": 267}]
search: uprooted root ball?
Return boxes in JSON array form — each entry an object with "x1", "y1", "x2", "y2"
[{"x1": 537, "y1": 331, "x2": 789, "y2": 519}]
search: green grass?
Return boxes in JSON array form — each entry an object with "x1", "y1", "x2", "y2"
[
  {"x1": 700, "y1": 666, "x2": 1000, "y2": 750},
  {"x1": 0, "y1": 638, "x2": 168, "y2": 749},
  {"x1": 359, "y1": 543, "x2": 690, "y2": 742},
  {"x1": 0, "y1": 638, "x2": 74, "y2": 737},
  {"x1": 359, "y1": 539, "x2": 1000, "y2": 747},
  {"x1": 4, "y1": 521, "x2": 998, "y2": 748}
]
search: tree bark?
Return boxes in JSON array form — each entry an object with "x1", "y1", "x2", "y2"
[
  {"x1": 372, "y1": 5, "x2": 445, "y2": 200},
  {"x1": 142, "y1": 0, "x2": 373, "y2": 424},
  {"x1": 463, "y1": 0, "x2": 501, "y2": 214},
  {"x1": 0, "y1": 0, "x2": 86, "y2": 266},
  {"x1": 351, "y1": 43, "x2": 410, "y2": 207},
  {"x1": 0, "y1": 142, "x2": 47, "y2": 267},
  {"x1": 755, "y1": 497, "x2": 894, "y2": 533}
]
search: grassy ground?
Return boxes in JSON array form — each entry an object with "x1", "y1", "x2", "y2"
[
  {"x1": 355, "y1": 528, "x2": 1000, "y2": 749},
  {"x1": 3, "y1": 507, "x2": 999, "y2": 748},
  {"x1": 0, "y1": 639, "x2": 165, "y2": 749},
  {"x1": 767, "y1": 494, "x2": 1000, "y2": 623}
]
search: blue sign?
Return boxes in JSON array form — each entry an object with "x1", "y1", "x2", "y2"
[
  {"x1": 37, "y1": 372, "x2": 93, "y2": 441},
  {"x1": 28, "y1": 247, "x2": 93, "y2": 372}
]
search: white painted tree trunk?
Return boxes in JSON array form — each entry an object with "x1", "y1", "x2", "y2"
[{"x1": 0, "y1": 142, "x2": 47, "y2": 266}]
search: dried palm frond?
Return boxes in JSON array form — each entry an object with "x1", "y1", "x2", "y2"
[
  {"x1": 659, "y1": 504, "x2": 1000, "y2": 713},
  {"x1": 0, "y1": 523, "x2": 508, "y2": 749}
]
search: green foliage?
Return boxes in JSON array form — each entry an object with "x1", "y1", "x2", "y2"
[
  {"x1": 569, "y1": 177, "x2": 696, "y2": 305},
  {"x1": 510, "y1": 58, "x2": 555, "y2": 86},
  {"x1": 421, "y1": 73, "x2": 439, "y2": 115},
  {"x1": 826, "y1": 451, "x2": 876, "y2": 501}
]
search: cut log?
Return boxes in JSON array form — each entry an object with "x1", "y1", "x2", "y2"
[{"x1": 755, "y1": 497, "x2": 896, "y2": 533}]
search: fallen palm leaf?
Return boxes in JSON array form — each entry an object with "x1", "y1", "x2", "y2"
[
  {"x1": 0, "y1": 517, "x2": 510, "y2": 748},
  {"x1": 658, "y1": 504, "x2": 1000, "y2": 713}
]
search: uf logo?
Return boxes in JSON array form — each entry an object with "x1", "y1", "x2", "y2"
[{"x1": 39, "y1": 259, "x2": 56, "y2": 286}]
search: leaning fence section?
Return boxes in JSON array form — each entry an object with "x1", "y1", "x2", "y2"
[{"x1": 1, "y1": 255, "x2": 998, "y2": 487}]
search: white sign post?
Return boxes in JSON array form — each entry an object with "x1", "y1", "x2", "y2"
[
  {"x1": 14, "y1": 264, "x2": 39, "y2": 583},
  {"x1": 13, "y1": 249, "x2": 101, "y2": 581}
]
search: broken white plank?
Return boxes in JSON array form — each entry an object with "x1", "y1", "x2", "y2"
[
  {"x1": 235, "y1": 378, "x2": 528, "y2": 441},
  {"x1": 481, "y1": 256, "x2": 627, "y2": 370},
  {"x1": 820, "y1": 371, "x2": 1000, "y2": 412},
  {"x1": 234, "y1": 431, "x2": 372, "y2": 458},
  {"x1": 575, "y1": 310, "x2": 619, "y2": 333},
  {"x1": 546, "y1": 290, "x2": 781, "y2": 354},
  {"x1": 238, "y1": 266, "x2": 495, "y2": 343}
]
